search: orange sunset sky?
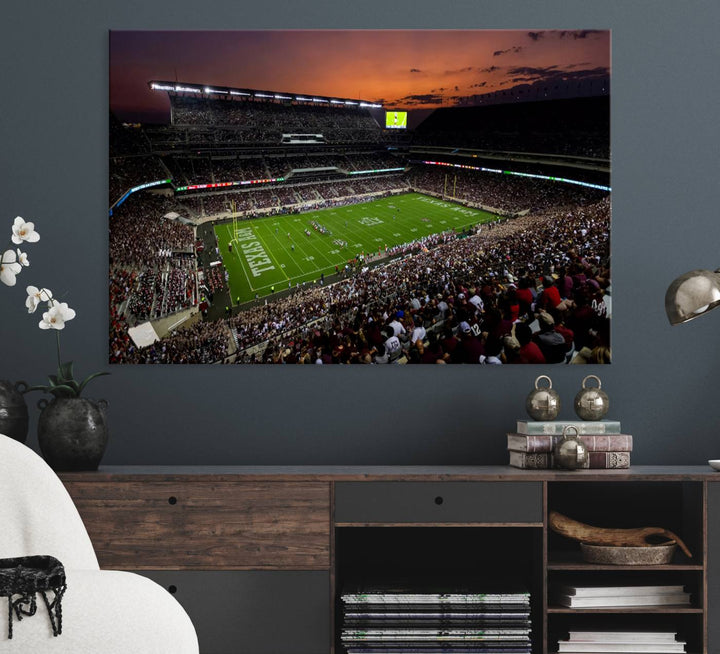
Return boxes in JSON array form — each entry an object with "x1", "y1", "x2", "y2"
[{"x1": 110, "y1": 30, "x2": 610, "y2": 122}]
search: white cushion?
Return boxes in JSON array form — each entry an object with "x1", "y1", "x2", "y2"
[
  {"x1": 0, "y1": 435, "x2": 97, "y2": 569},
  {"x1": 0, "y1": 569, "x2": 198, "y2": 653}
]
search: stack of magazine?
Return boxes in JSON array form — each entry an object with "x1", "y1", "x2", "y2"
[
  {"x1": 340, "y1": 585, "x2": 532, "y2": 653},
  {"x1": 557, "y1": 630, "x2": 686, "y2": 653},
  {"x1": 551, "y1": 584, "x2": 690, "y2": 608}
]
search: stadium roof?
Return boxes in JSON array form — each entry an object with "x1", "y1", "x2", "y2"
[{"x1": 148, "y1": 80, "x2": 382, "y2": 108}]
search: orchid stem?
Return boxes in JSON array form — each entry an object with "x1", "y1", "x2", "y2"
[{"x1": 56, "y1": 330, "x2": 62, "y2": 370}]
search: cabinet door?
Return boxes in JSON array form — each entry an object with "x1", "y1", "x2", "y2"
[
  {"x1": 708, "y1": 483, "x2": 720, "y2": 653},
  {"x1": 65, "y1": 480, "x2": 331, "y2": 569},
  {"x1": 335, "y1": 481, "x2": 542, "y2": 524},
  {"x1": 139, "y1": 570, "x2": 330, "y2": 654}
]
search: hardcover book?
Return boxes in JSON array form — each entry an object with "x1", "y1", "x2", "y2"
[
  {"x1": 516, "y1": 420, "x2": 621, "y2": 435},
  {"x1": 553, "y1": 592, "x2": 690, "y2": 608},
  {"x1": 507, "y1": 433, "x2": 633, "y2": 453},
  {"x1": 556, "y1": 585, "x2": 684, "y2": 597},
  {"x1": 508, "y1": 451, "x2": 631, "y2": 469},
  {"x1": 557, "y1": 644, "x2": 684, "y2": 653}
]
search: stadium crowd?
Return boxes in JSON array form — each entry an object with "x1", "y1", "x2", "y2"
[
  {"x1": 109, "y1": 196, "x2": 199, "y2": 325},
  {"x1": 153, "y1": 96, "x2": 383, "y2": 146},
  {"x1": 229, "y1": 195, "x2": 610, "y2": 364},
  {"x1": 409, "y1": 166, "x2": 606, "y2": 214}
]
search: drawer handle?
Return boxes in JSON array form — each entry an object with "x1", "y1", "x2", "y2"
[
  {"x1": 434, "y1": 496, "x2": 444, "y2": 505},
  {"x1": 168, "y1": 585, "x2": 177, "y2": 594},
  {"x1": 168, "y1": 496, "x2": 178, "y2": 505}
]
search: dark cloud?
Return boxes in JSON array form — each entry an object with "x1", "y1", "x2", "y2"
[
  {"x1": 471, "y1": 82, "x2": 487, "y2": 88},
  {"x1": 443, "y1": 65, "x2": 476, "y2": 75},
  {"x1": 392, "y1": 93, "x2": 445, "y2": 106},
  {"x1": 507, "y1": 65, "x2": 609, "y2": 85},
  {"x1": 493, "y1": 46, "x2": 522, "y2": 57},
  {"x1": 559, "y1": 30, "x2": 605, "y2": 39},
  {"x1": 479, "y1": 65, "x2": 500, "y2": 73},
  {"x1": 508, "y1": 65, "x2": 560, "y2": 79},
  {"x1": 409, "y1": 68, "x2": 422, "y2": 73},
  {"x1": 527, "y1": 31, "x2": 545, "y2": 41}
]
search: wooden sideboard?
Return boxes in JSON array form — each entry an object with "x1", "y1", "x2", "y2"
[{"x1": 60, "y1": 466, "x2": 720, "y2": 654}]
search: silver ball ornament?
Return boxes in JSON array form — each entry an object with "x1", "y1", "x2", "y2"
[
  {"x1": 574, "y1": 375, "x2": 609, "y2": 421},
  {"x1": 526, "y1": 375, "x2": 561, "y2": 421},
  {"x1": 554, "y1": 426, "x2": 589, "y2": 470}
]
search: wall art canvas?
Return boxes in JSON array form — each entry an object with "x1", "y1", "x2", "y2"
[{"x1": 109, "y1": 30, "x2": 610, "y2": 364}]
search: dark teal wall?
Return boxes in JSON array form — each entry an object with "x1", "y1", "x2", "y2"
[{"x1": 2, "y1": 1, "x2": 719, "y2": 465}]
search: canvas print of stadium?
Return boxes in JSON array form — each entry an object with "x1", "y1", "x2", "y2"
[{"x1": 109, "y1": 30, "x2": 610, "y2": 364}]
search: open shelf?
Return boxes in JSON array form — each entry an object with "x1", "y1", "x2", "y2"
[
  {"x1": 335, "y1": 526, "x2": 543, "y2": 654},
  {"x1": 545, "y1": 480, "x2": 706, "y2": 654},
  {"x1": 547, "y1": 550, "x2": 702, "y2": 571},
  {"x1": 548, "y1": 606, "x2": 704, "y2": 614}
]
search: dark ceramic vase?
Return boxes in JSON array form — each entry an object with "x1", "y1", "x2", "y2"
[
  {"x1": 37, "y1": 397, "x2": 109, "y2": 471},
  {"x1": 0, "y1": 380, "x2": 29, "y2": 443}
]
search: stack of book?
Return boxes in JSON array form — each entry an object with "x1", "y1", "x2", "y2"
[
  {"x1": 557, "y1": 630, "x2": 687, "y2": 653},
  {"x1": 340, "y1": 586, "x2": 532, "y2": 653},
  {"x1": 551, "y1": 584, "x2": 691, "y2": 609},
  {"x1": 507, "y1": 420, "x2": 632, "y2": 469}
]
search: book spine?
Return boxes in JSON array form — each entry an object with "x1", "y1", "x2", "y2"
[
  {"x1": 507, "y1": 434, "x2": 632, "y2": 453},
  {"x1": 581, "y1": 451, "x2": 631, "y2": 469},
  {"x1": 509, "y1": 451, "x2": 550, "y2": 469},
  {"x1": 517, "y1": 420, "x2": 621, "y2": 435},
  {"x1": 509, "y1": 451, "x2": 630, "y2": 469},
  {"x1": 550, "y1": 451, "x2": 630, "y2": 469}
]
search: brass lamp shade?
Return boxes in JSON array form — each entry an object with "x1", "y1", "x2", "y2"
[{"x1": 665, "y1": 269, "x2": 720, "y2": 325}]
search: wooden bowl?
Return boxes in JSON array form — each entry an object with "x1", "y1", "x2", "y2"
[{"x1": 580, "y1": 542, "x2": 677, "y2": 565}]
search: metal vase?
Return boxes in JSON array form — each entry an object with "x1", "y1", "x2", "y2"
[
  {"x1": 0, "y1": 381, "x2": 29, "y2": 443},
  {"x1": 37, "y1": 397, "x2": 109, "y2": 471},
  {"x1": 525, "y1": 375, "x2": 561, "y2": 421},
  {"x1": 554, "y1": 425, "x2": 589, "y2": 470},
  {"x1": 574, "y1": 374, "x2": 610, "y2": 421}
]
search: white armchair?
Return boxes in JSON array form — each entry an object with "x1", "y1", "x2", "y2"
[{"x1": 0, "y1": 434, "x2": 199, "y2": 653}]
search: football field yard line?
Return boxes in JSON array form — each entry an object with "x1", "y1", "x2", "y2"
[
  {"x1": 225, "y1": 223, "x2": 256, "y2": 297},
  {"x1": 262, "y1": 224, "x2": 307, "y2": 278},
  {"x1": 251, "y1": 224, "x2": 290, "y2": 282},
  {"x1": 293, "y1": 229, "x2": 337, "y2": 270},
  {"x1": 263, "y1": 220, "x2": 337, "y2": 287},
  {"x1": 289, "y1": 226, "x2": 337, "y2": 274}
]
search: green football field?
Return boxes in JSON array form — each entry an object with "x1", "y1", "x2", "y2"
[{"x1": 214, "y1": 192, "x2": 500, "y2": 305}]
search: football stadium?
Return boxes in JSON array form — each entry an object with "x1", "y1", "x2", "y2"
[{"x1": 110, "y1": 77, "x2": 610, "y2": 364}]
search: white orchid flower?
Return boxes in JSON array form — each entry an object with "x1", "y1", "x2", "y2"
[
  {"x1": 26, "y1": 285, "x2": 53, "y2": 313},
  {"x1": 0, "y1": 249, "x2": 22, "y2": 286},
  {"x1": 11, "y1": 216, "x2": 40, "y2": 245},
  {"x1": 39, "y1": 301, "x2": 76, "y2": 330},
  {"x1": 16, "y1": 249, "x2": 29, "y2": 266}
]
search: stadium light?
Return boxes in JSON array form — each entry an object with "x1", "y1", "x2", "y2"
[
  {"x1": 274, "y1": 94, "x2": 292, "y2": 100},
  {"x1": 151, "y1": 83, "x2": 174, "y2": 92},
  {"x1": 330, "y1": 100, "x2": 343, "y2": 104},
  {"x1": 344, "y1": 101, "x2": 358, "y2": 106},
  {"x1": 665, "y1": 269, "x2": 720, "y2": 325},
  {"x1": 417, "y1": 160, "x2": 610, "y2": 192},
  {"x1": 312, "y1": 98, "x2": 327, "y2": 103},
  {"x1": 229, "y1": 91, "x2": 251, "y2": 96},
  {"x1": 255, "y1": 93, "x2": 273, "y2": 98}
]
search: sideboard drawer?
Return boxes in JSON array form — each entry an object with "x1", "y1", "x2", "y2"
[
  {"x1": 65, "y1": 481, "x2": 330, "y2": 569},
  {"x1": 334, "y1": 481, "x2": 542, "y2": 524},
  {"x1": 138, "y1": 570, "x2": 330, "y2": 654}
]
